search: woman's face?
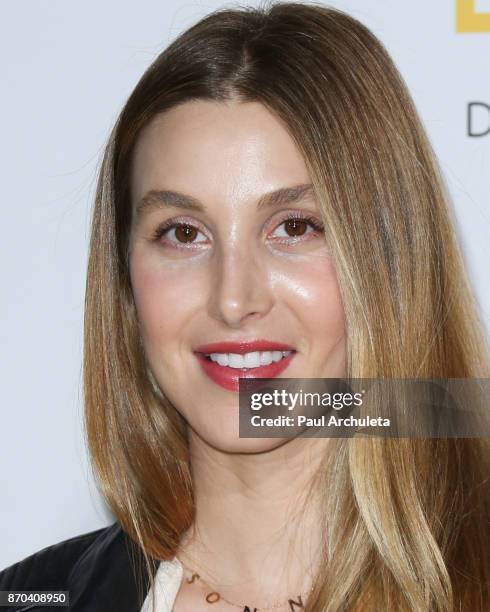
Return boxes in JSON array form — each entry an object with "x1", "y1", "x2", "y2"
[{"x1": 129, "y1": 99, "x2": 346, "y2": 452}]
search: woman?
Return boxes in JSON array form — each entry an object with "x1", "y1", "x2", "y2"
[{"x1": 2, "y1": 1, "x2": 489, "y2": 611}]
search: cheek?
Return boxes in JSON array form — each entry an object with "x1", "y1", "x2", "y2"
[
  {"x1": 129, "y1": 252, "x2": 204, "y2": 350},
  {"x1": 274, "y1": 253, "x2": 345, "y2": 337}
]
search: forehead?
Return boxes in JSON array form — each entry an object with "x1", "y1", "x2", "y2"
[{"x1": 130, "y1": 100, "x2": 310, "y2": 208}]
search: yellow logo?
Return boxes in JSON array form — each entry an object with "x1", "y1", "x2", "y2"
[{"x1": 456, "y1": 0, "x2": 490, "y2": 32}]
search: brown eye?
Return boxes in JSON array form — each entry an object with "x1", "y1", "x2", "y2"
[
  {"x1": 284, "y1": 218, "x2": 308, "y2": 237},
  {"x1": 269, "y1": 214, "x2": 323, "y2": 241},
  {"x1": 152, "y1": 220, "x2": 207, "y2": 247},
  {"x1": 175, "y1": 224, "x2": 198, "y2": 242}
]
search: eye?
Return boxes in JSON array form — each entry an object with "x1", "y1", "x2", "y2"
[
  {"x1": 270, "y1": 212, "x2": 324, "y2": 240},
  {"x1": 152, "y1": 220, "x2": 207, "y2": 245}
]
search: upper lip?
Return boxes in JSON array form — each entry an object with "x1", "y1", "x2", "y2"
[{"x1": 194, "y1": 340, "x2": 296, "y2": 355}]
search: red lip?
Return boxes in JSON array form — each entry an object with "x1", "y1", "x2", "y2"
[
  {"x1": 195, "y1": 340, "x2": 295, "y2": 354},
  {"x1": 193, "y1": 340, "x2": 296, "y2": 392}
]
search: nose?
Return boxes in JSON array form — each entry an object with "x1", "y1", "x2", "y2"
[{"x1": 207, "y1": 246, "x2": 274, "y2": 329}]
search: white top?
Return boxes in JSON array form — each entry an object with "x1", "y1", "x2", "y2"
[{"x1": 140, "y1": 557, "x2": 184, "y2": 612}]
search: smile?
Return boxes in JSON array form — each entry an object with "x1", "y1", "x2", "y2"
[{"x1": 194, "y1": 340, "x2": 296, "y2": 391}]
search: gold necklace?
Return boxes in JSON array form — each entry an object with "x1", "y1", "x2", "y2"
[{"x1": 177, "y1": 557, "x2": 314, "y2": 611}]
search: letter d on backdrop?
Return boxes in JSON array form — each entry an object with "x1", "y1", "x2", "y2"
[{"x1": 467, "y1": 102, "x2": 490, "y2": 136}]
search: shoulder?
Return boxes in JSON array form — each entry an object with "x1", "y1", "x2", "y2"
[
  {"x1": 0, "y1": 524, "x2": 112, "y2": 589},
  {"x1": 0, "y1": 522, "x2": 151, "y2": 612}
]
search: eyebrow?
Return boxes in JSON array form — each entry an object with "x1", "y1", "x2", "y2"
[{"x1": 135, "y1": 183, "x2": 315, "y2": 220}]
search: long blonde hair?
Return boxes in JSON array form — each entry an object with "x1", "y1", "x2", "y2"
[{"x1": 83, "y1": 2, "x2": 490, "y2": 609}]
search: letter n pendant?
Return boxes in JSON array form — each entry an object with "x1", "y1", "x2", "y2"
[{"x1": 288, "y1": 595, "x2": 304, "y2": 610}]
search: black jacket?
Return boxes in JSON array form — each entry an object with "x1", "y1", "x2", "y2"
[{"x1": 0, "y1": 522, "x2": 158, "y2": 612}]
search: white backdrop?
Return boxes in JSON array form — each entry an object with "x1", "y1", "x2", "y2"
[{"x1": 1, "y1": 0, "x2": 489, "y2": 569}]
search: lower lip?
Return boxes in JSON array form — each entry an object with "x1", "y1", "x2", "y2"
[{"x1": 195, "y1": 352, "x2": 296, "y2": 391}]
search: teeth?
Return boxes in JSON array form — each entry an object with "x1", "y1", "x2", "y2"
[
  {"x1": 207, "y1": 350, "x2": 292, "y2": 369},
  {"x1": 216, "y1": 353, "x2": 229, "y2": 367}
]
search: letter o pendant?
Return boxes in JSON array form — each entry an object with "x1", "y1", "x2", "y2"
[{"x1": 206, "y1": 592, "x2": 221, "y2": 604}]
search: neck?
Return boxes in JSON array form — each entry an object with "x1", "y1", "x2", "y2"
[{"x1": 176, "y1": 432, "x2": 329, "y2": 605}]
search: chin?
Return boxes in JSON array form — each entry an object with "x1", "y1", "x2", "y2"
[
  {"x1": 224, "y1": 437, "x2": 291, "y2": 454},
  {"x1": 188, "y1": 424, "x2": 291, "y2": 454}
]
